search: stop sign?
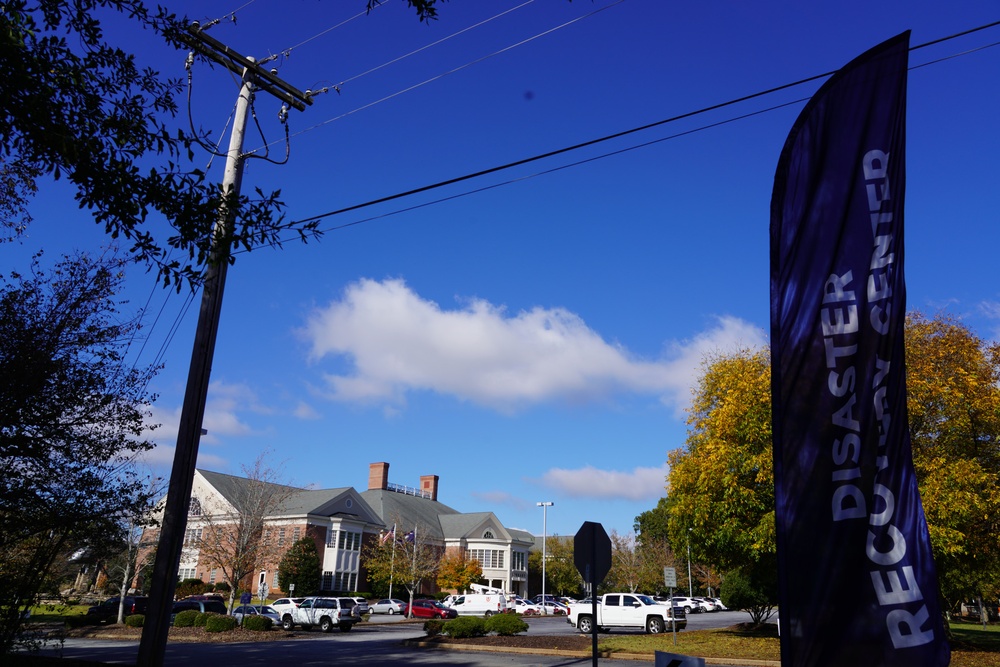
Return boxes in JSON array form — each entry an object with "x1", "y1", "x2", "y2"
[{"x1": 574, "y1": 521, "x2": 612, "y2": 586}]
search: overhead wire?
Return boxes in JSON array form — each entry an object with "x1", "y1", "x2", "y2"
[
  {"x1": 264, "y1": 0, "x2": 626, "y2": 151},
  {"x1": 335, "y1": 0, "x2": 537, "y2": 89},
  {"x1": 274, "y1": 22, "x2": 1000, "y2": 235},
  {"x1": 293, "y1": 97, "x2": 811, "y2": 238}
]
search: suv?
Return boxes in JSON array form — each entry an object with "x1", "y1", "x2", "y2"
[
  {"x1": 271, "y1": 597, "x2": 304, "y2": 615},
  {"x1": 282, "y1": 596, "x2": 361, "y2": 632},
  {"x1": 86, "y1": 596, "x2": 149, "y2": 623}
]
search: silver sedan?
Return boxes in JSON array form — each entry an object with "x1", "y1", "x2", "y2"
[{"x1": 370, "y1": 598, "x2": 405, "y2": 615}]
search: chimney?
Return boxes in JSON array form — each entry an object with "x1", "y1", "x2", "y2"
[
  {"x1": 420, "y1": 474, "x2": 439, "y2": 501},
  {"x1": 369, "y1": 462, "x2": 389, "y2": 491}
]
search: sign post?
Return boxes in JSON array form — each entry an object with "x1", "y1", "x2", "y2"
[
  {"x1": 574, "y1": 521, "x2": 612, "y2": 667},
  {"x1": 664, "y1": 567, "x2": 677, "y2": 645}
]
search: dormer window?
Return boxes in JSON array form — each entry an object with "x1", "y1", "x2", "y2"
[{"x1": 483, "y1": 530, "x2": 494, "y2": 539}]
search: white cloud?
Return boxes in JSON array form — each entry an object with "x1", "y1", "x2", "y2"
[
  {"x1": 301, "y1": 278, "x2": 766, "y2": 412},
  {"x1": 143, "y1": 381, "x2": 262, "y2": 449},
  {"x1": 293, "y1": 401, "x2": 321, "y2": 420},
  {"x1": 979, "y1": 300, "x2": 1000, "y2": 341},
  {"x1": 537, "y1": 465, "x2": 669, "y2": 501},
  {"x1": 471, "y1": 490, "x2": 532, "y2": 511}
]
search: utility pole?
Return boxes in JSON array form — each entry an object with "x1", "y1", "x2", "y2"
[{"x1": 137, "y1": 24, "x2": 311, "y2": 667}]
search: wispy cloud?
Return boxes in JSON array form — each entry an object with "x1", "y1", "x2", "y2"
[
  {"x1": 536, "y1": 464, "x2": 669, "y2": 501},
  {"x1": 301, "y1": 278, "x2": 765, "y2": 413},
  {"x1": 471, "y1": 490, "x2": 533, "y2": 511}
]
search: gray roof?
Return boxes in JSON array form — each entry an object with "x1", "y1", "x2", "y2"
[
  {"x1": 197, "y1": 469, "x2": 383, "y2": 526},
  {"x1": 359, "y1": 489, "x2": 460, "y2": 541}
]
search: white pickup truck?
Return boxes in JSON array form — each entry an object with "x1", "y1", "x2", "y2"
[
  {"x1": 567, "y1": 593, "x2": 686, "y2": 634},
  {"x1": 280, "y1": 596, "x2": 361, "y2": 632}
]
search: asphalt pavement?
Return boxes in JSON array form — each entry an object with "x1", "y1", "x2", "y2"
[{"x1": 22, "y1": 610, "x2": 773, "y2": 667}]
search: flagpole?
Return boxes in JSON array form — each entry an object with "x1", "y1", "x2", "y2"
[{"x1": 388, "y1": 522, "x2": 396, "y2": 600}]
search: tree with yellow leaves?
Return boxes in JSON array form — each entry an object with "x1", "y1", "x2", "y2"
[
  {"x1": 665, "y1": 348, "x2": 775, "y2": 578},
  {"x1": 904, "y1": 313, "x2": 1000, "y2": 618},
  {"x1": 436, "y1": 550, "x2": 484, "y2": 594}
]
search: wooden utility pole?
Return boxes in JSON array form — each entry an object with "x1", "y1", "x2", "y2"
[{"x1": 136, "y1": 24, "x2": 311, "y2": 667}]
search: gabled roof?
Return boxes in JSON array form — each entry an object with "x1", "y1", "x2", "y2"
[
  {"x1": 359, "y1": 489, "x2": 459, "y2": 540},
  {"x1": 439, "y1": 512, "x2": 498, "y2": 540},
  {"x1": 196, "y1": 470, "x2": 384, "y2": 527},
  {"x1": 197, "y1": 469, "x2": 300, "y2": 513}
]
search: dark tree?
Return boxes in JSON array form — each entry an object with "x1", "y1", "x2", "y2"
[
  {"x1": 0, "y1": 251, "x2": 160, "y2": 653},
  {"x1": 278, "y1": 537, "x2": 321, "y2": 597}
]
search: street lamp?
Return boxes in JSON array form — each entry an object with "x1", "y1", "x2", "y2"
[
  {"x1": 537, "y1": 502, "x2": 553, "y2": 615},
  {"x1": 687, "y1": 528, "x2": 693, "y2": 597}
]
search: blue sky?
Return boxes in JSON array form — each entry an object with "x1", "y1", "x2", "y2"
[{"x1": 7, "y1": 0, "x2": 1000, "y2": 540}]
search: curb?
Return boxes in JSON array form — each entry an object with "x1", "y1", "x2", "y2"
[{"x1": 403, "y1": 638, "x2": 781, "y2": 666}]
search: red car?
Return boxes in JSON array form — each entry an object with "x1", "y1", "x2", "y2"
[{"x1": 401, "y1": 599, "x2": 458, "y2": 619}]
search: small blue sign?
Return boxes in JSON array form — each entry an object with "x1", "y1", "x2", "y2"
[{"x1": 240, "y1": 592, "x2": 251, "y2": 605}]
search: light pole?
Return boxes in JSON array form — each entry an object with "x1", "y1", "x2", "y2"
[
  {"x1": 537, "y1": 501, "x2": 553, "y2": 615},
  {"x1": 687, "y1": 528, "x2": 693, "y2": 597}
]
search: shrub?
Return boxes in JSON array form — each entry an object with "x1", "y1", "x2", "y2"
[
  {"x1": 124, "y1": 614, "x2": 144, "y2": 628},
  {"x1": 242, "y1": 615, "x2": 272, "y2": 631},
  {"x1": 485, "y1": 613, "x2": 528, "y2": 636},
  {"x1": 65, "y1": 615, "x2": 98, "y2": 628},
  {"x1": 204, "y1": 615, "x2": 238, "y2": 633},
  {"x1": 443, "y1": 616, "x2": 487, "y2": 639},
  {"x1": 214, "y1": 582, "x2": 232, "y2": 594},
  {"x1": 194, "y1": 612, "x2": 220, "y2": 627},
  {"x1": 423, "y1": 619, "x2": 444, "y2": 637},
  {"x1": 173, "y1": 610, "x2": 200, "y2": 627}
]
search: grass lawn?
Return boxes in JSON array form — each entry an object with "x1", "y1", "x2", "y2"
[{"x1": 594, "y1": 622, "x2": 999, "y2": 666}]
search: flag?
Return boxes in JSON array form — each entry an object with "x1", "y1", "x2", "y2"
[
  {"x1": 770, "y1": 32, "x2": 948, "y2": 667},
  {"x1": 380, "y1": 523, "x2": 396, "y2": 545},
  {"x1": 404, "y1": 530, "x2": 415, "y2": 543}
]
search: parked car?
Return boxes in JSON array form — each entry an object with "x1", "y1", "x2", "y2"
[
  {"x1": 281, "y1": 597, "x2": 361, "y2": 632},
  {"x1": 670, "y1": 597, "x2": 704, "y2": 614},
  {"x1": 511, "y1": 598, "x2": 541, "y2": 616},
  {"x1": 537, "y1": 600, "x2": 568, "y2": 616},
  {"x1": 270, "y1": 597, "x2": 304, "y2": 618},
  {"x1": 352, "y1": 597, "x2": 370, "y2": 615},
  {"x1": 694, "y1": 597, "x2": 718, "y2": 612},
  {"x1": 86, "y1": 596, "x2": 149, "y2": 624},
  {"x1": 401, "y1": 599, "x2": 458, "y2": 619},
  {"x1": 231, "y1": 604, "x2": 280, "y2": 623},
  {"x1": 170, "y1": 598, "x2": 228, "y2": 624},
  {"x1": 370, "y1": 598, "x2": 405, "y2": 615},
  {"x1": 531, "y1": 594, "x2": 560, "y2": 605},
  {"x1": 709, "y1": 597, "x2": 727, "y2": 611}
]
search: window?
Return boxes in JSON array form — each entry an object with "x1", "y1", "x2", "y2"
[
  {"x1": 469, "y1": 549, "x2": 505, "y2": 569},
  {"x1": 178, "y1": 567, "x2": 197, "y2": 580},
  {"x1": 278, "y1": 528, "x2": 286, "y2": 547},
  {"x1": 293, "y1": 527, "x2": 301, "y2": 542},
  {"x1": 334, "y1": 572, "x2": 357, "y2": 592},
  {"x1": 606, "y1": 595, "x2": 620, "y2": 607},
  {"x1": 209, "y1": 569, "x2": 216, "y2": 583},
  {"x1": 513, "y1": 551, "x2": 526, "y2": 571},
  {"x1": 337, "y1": 530, "x2": 361, "y2": 551},
  {"x1": 483, "y1": 530, "x2": 494, "y2": 539},
  {"x1": 322, "y1": 571, "x2": 334, "y2": 590},
  {"x1": 273, "y1": 571, "x2": 280, "y2": 589},
  {"x1": 183, "y1": 528, "x2": 202, "y2": 547}
]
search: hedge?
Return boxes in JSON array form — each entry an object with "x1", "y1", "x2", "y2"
[
  {"x1": 204, "y1": 615, "x2": 238, "y2": 633},
  {"x1": 125, "y1": 614, "x2": 145, "y2": 628},
  {"x1": 242, "y1": 615, "x2": 272, "y2": 631},
  {"x1": 443, "y1": 616, "x2": 487, "y2": 638},
  {"x1": 173, "y1": 610, "x2": 200, "y2": 627},
  {"x1": 485, "y1": 613, "x2": 528, "y2": 636}
]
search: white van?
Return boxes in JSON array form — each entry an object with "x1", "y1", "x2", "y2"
[{"x1": 443, "y1": 592, "x2": 507, "y2": 617}]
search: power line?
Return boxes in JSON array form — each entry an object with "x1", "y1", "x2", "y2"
[
  {"x1": 250, "y1": 0, "x2": 626, "y2": 154},
  {"x1": 280, "y1": 21, "x2": 1000, "y2": 231},
  {"x1": 334, "y1": 0, "x2": 538, "y2": 89}
]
